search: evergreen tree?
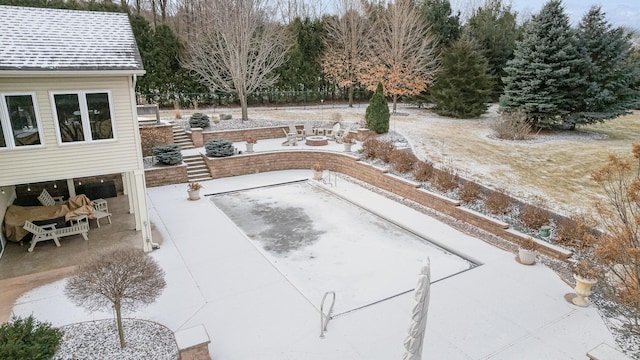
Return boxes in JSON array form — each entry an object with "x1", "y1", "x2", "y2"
[
  {"x1": 430, "y1": 39, "x2": 493, "y2": 118},
  {"x1": 463, "y1": 0, "x2": 520, "y2": 100},
  {"x1": 500, "y1": 0, "x2": 586, "y2": 129},
  {"x1": 417, "y1": 0, "x2": 460, "y2": 51},
  {"x1": 365, "y1": 83, "x2": 390, "y2": 134},
  {"x1": 576, "y1": 6, "x2": 640, "y2": 123},
  {"x1": 275, "y1": 17, "x2": 328, "y2": 93}
]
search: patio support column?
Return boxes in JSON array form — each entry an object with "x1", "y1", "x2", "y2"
[
  {"x1": 131, "y1": 169, "x2": 157, "y2": 252},
  {"x1": 121, "y1": 173, "x2": 128, "y2": 196},
  {"x1": 67, "y1": 179, "x2": 76, "y2": 197},
  {"x1": 124, "y1": 172, "x2": 135, "y2": 214}
]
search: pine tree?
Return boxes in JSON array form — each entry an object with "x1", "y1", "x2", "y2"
[
  {"x1": 365, "y1": 83, "x2": 390, "y2": 134},
  {"x1": 417, "y1": 0, "x2": 461, "y2": 51},
  {"x1": 576, "y1": 6, "x2": 640, "y2": 123},
  {"x1": 463, "y1": 0, "x2": 520, "y2": 100},
  {"x1": 500, "y1": 0, "x2": 586, "y2": 129},
  {"x1": 430, "y1": 39, "x2": 493, "y2": 118}
]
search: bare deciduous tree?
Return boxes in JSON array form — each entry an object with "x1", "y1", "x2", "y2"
[
  {"x1": 65, "y1": 247, "x2": 166, "y2": 348},
  {"x1": 360, "y1": 0, "x2": 440, "y2": 112},
  {"x1": 184, "y1": 0, "x2": 291, "y2": 121},
  {"x1": 321, "y1": 0, "x2": 371, "y2": 107},
  {"x1": 591, "y1": 144, "x2": 640, "y2": 335}
]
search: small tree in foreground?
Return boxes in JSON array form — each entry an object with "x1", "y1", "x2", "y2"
[
  {"x1": 365, "y1": 82, "x2": 390, "y2": 134},
  {"x1": 65, "y1": 247, "x2": 166, "y2": 348},
  {"x1": 0, "y1": 315, "x2": 63, "y2": 359},
  {"x1": 591, "y1": 144, "x2": 640, "y2": 335}
]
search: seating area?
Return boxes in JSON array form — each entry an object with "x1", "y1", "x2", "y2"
[
  {"x1": 278, "y1": 122, "x2": 354, "y2": 147},
  {"x1": 2, "y1": 193, "x2": 113, "y2": 253}
]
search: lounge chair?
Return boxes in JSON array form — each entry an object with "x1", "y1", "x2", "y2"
[
  {"x1": 37, "y1": 189, "x2": 65, "y2": 206},
  {"x1": 23, "y1": 216, "x2": 89, "y2": 252}
]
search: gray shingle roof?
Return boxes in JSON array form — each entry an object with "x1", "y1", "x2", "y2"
[{"x1": 0, "y1": 6, "x2": 144, "y2": 72}]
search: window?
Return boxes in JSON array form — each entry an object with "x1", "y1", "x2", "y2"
[
  {"x1": 51, "y1": 91, "x2": 115, "y2": 144},
  {"x1": 0, "y1": 93, "x2": 43, "y2": 149}
]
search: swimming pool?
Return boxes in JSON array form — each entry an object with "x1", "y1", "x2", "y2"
[{"x1": 211, "y1": 181, "x2": 476, "y2": 314}]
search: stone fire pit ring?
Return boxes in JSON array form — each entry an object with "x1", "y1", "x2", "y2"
[{"x1": 305, "y1": 135, "x2": 329, "y2": 146}]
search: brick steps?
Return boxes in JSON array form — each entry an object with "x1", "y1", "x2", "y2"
[
  {"x1": 183, "y1": 154, "x2": 212, "y2": 182},
  {"x1": 171, "y1": 124, "x2": 195, "y2": 150}
]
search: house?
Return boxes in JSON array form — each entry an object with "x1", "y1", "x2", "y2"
[{"x1": 0, "y1": 5, "x2": 157, "y2": 257}]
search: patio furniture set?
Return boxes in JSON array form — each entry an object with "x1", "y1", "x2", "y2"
[
  {"x1": 20, "y1": 189, "x2": 112, "y2": 252},
  {"x1": 282, "y1": 123, "x2": 350, "y2": 146}
]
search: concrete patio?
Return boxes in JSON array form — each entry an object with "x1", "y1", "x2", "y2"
[{"x1": 9, "y1": 170, "x2": 618, "y2": 359}]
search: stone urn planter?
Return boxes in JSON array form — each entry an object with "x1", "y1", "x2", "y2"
[
  {"x1": 312, "y1": 162, "x2": 323, "y2": 180},
  {"x1": 245, "y1": 135, "x2": 257, "y2": 153},
  {"x1": 572, "y1": 275, "x2": 597, "y2": 307},
  {"x1": 518, "y1": 248, "x2": 536, "y2": 265},
  {"x1": 517, "y1": 238, "x2": 537, "y2": 265},
  {"x1": 343, "y1": 142, "x2": 353, "y2": 152},
  {"x1": 187, "y1": 182, "x2": 202, "y2": 200}
]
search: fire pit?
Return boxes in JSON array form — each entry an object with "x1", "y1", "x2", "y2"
[{"x1": 305, "y1": 136, "x2": 328, "y2": 146}]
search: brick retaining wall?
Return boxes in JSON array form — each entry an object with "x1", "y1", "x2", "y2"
[
  {"x1": 201, "y1": 126, "x2": 297, "y2": 143},
  {"x1": 202, "y1": 151, "x2": 572, "y2": 260},
  {"x1": 145, "y1": 164, "x2": 188, "y2": 187}
]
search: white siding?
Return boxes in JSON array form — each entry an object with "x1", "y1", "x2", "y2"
[{"x1": 0, "y1": 76, "x2": 143, "y2": 186}]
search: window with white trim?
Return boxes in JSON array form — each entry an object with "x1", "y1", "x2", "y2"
[
  {"x1": 0, "y1": 93, "x2": 44, "y2": 149},
  {"x1": 51, "y1": 91, "x2": 115, "y2": 143}
]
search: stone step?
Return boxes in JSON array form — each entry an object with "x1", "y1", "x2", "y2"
[{"x1": 188, "y1": 175, "x2": 212, "y2": 182}]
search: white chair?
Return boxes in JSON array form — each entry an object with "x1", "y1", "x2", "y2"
[
  {"x1": 303, "y1": 123, "x2": 315, "y2": 137},
  {"x1": 325, "y1": 123, "x2": 341, "y2": 140},
  {"x1": 37, "y1": 189, "x2": 65, "y2": 206},
  {"x1": 281, "y1": 128, "x2": 298, "y2": 146},
  {"x1": 289, "y1": 124, "x2": 304, "y2": 140}
]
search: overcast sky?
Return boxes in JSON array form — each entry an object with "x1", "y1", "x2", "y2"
[{"x1": 482, "y1": 0, "x2": 640, "y2": 29}]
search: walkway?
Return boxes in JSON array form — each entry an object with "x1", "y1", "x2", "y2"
[{"x1": 11, "y1": 170, "x2": 615, "y2": 359}]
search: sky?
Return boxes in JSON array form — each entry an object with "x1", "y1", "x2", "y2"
[{"x1": 464, "y1": 0, "x2": 640, "y2": 29}]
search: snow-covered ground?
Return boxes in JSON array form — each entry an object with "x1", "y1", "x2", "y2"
[{"x1": 11, "y1": 170, "x2": 618, "y2": 359}]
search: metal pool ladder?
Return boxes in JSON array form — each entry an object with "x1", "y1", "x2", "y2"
[{"x1": 320, "y1": 291, "x2": 336, "y2": 339}]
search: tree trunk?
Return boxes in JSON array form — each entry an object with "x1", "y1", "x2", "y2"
[
  {"x1": 348, "y1": 85, "x2": 354, "y2": 108},
  {"x1": 115, "y1": 301, "x2": 126, "y2": 348},
  {"x1": 240, "y1": 95, "x2": 248, "y2": 122},
  {"x1": 392, "y1": 94, "x2": 398, "y2": 113}
]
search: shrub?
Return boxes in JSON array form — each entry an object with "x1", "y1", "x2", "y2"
[
  {"x1": 205, "y1": 139, "x2": 234, "y2": 157},
  {"x1": 388, "y1": 149, "x2": 418, "y2": 173},
  {"x1": 490, "y1": 111, "x2": 532, "y2": 140},
  {"x1": 518, "y1": 204, "x2": 550, "y2": 229},
  {"x1": 431, "y1": 170, "x2": 459, "y2": 193},
  {"x1": 0, "y1": 315, "x2": 63, "y2": 359},
  {"x1": 152, "y1": 144, "x2": 183, "y2": 165},
  {"x1": 361, "y1": 138, "x2": 394, "y2": 162},
  {"x1": 365, "y1": 82, "x2": 390, "y2": 134},
  {"x1": 555, "y1": 217, "x2": 596, "y2": 249},
  {"x1": 459, "y1": 181, "x2": 483, "y2": 203},
  {"x1": 413, "y1": 161, "x2": 435, "y2": 182},
  {"x1": 484, "y1": 191, "x2": 512, "y2": 215},
  {"x1": 189, "y1": 112, "x2": 210, "y2": 128}
]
